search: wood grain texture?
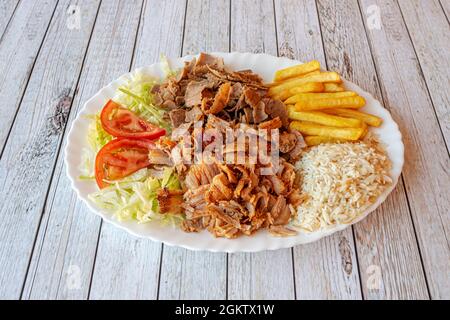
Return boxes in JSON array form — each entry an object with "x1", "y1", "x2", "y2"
[
  {"x1": 158, "y1": 0, "x2": 229, "y2": 300},
  {"x1": 228, "y1": 250, "x2": 295, "y2": 299},
  {"x1": 398, "y1": 0, "x2": 450, "y2": 146},
  {"x1": 275, "y1": 0, "x2": 362, "y2": 300},
  {"x1": 440, "y1": 0, "x2": 450, "y2": 19},
  {"x1": 183, "y1": 0, "x2": 230, "y2": 55},
  {"x1": 0, "y1": 0, "x2": 19, "y2": 39},
  {"x1": 0, "y1": 0, "x2": 101, "y2": 299},
  {"x1": 227, "y1": 0, "x2": 295, "y2": 300},
  {"x1": 90, "y1": 224, "x2": 161, "y2": 299},
  {"x1": 1, "y1": 0, "x2": 447, "y2": 300},
  {"x1": 159, "y1": 250, "x2": 227, "y2": 299},
  {"x1": 22, "y1": 0, "x2": 143, "y2": 300},
  {"x1": 0, "y1": 0, "x2": 58, "y2": 151},
  {"x1": 317, "y1": 0, "x2": 429, "y2": 299},
  {"x1": 132, "y1": 0, "x2": 187, "y2": 69},
  {"x1": 294, "y1": 232, "x2": 361, "y2": 299},
  {"x1": 231, "y1": 0, "x2": 277, "y2": 54},
  {"x1": 88, "y1": 0, "x2": 187, "y2": 300},
  {"x1": 359, "y1": 0, "x2": 450, "y2": 299}
]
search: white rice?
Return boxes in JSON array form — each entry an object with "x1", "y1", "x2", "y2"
[{"x1": 294, "y1": 140, "x2": 392, "y2": 232}]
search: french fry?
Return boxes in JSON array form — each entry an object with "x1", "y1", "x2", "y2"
[
  {"x1": 268, "y1": 72, "x2": 341, "y2": 97},
  {"x1": 273, "y1": 60, "x2": 320, "y2": 82},
  {"x1": 360, "y1": 122, "x2": 369, "y2": 138},
  {"x1": 274, "y1": 77, "x2": 324, "y2": 101},
  {"x1": 289, "y1": 82, "x2": 324, "y2": 95},
  {"x1": 266, "y1": 71, "x2": 321, "y2": 87},
  {"x1": 304, "y1": 135, "x2": 344, "y2": 146},
  {"x1": 323, "y1": 82, "x2": 345, "y2": 92},
  {"x1": 289, "y1": 121, "x2": 365, "y2": 141},
  {"x1": 285, "y1": 91, "x2": 357, "y2": 104},
  {"x1": 288, "y1": 107, "x2": 362, "y2": 128},
  {"x1": 294, "y1": 95, "x2": 366, "y2": 111},
  {"x1": 324, "y1": 108, "x2": 383, "y2": 127}
]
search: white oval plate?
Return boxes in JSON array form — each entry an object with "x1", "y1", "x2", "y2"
[{"x1": 65, "y1": 52, "x2": 404, "y2": 252}]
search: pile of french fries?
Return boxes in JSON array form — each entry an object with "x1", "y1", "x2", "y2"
[{"x1": 268, "y1": 60, "x2": 382, "y2": 146}]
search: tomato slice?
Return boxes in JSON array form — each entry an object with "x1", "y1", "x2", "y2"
[
  {"x1": 100, "y1": 100, "x2": 166, "y2": 139},
  {"x1": 95, "y1": 138, "x2": 155, "y2": 189}
]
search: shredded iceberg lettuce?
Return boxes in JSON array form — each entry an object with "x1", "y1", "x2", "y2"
[
  {"x1": 87, "y1": 114, "x2": 113, "y2": 151},
  {"x1": 88, "y1": 168, "x2": 184, "y2": 225},
  {"x1": 160, "y1": 54, "x2": 177, "y2": 78},
  {"x1": 80, "y1": 56, "x2": 183, "y2": 225},
  {"x1": 79, "y1": 114, "x2": 113, "y2": 180}
]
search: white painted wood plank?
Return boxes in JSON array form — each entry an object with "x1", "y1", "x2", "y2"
[
  {"x1": 317, "y1": 0, "x2": 431, "y2": 299},
  {"x1": 228, "y1": 250, "x2": 295, "y2": 300},
  {"x1": 89, "y1": 224, "x2": 162, "y2": 300},
  {"x1": 354, "y1": 181, "x2": 428, "y2": 299},
  {"x1": 159, "y1": 249, "x2": 227, "y2": 300},
  {"x1": 0, "y1": 0, "x2": 100, "y2": 299},
  {"x1": 0, "y1": 0, "x2": 58, "y2": 151},
  {"x1": 275, "y1": 0, "x2": 362, "y2": 300},
  {"x1": 230, "y1": 0, "x2": 277, "y2": 54},
  {"x1": 89, "y1": 0, "x2": 187, "y2": 300},
  {"x1": 359, "y1": 0, "x2": 449, "y2": 299},
  {"x1": 439, "y1": 0, "x2": 450, "y2": 19},
  {"x1": 226, "y1": 0, "x2": 295, "y2": 300},
  {"x1": 22, "y1": 0, "x2": 143, "y2": 300},
  {"x1": 131, "y1": 0, "x2": 187, "y2": 69},
  {"x1": 0, "y1": 0, "x2": 19, "y2": 39},
  {"x1": 158, "y1": 0, "x2": 229, "y2": 300},
  {"x1": 183, "y1": 0, "x2": 230, "y2": 55},
  {"x1": 294, "y1": 232, "x2": 361, "y2": 299},
  {"x1": 398, "y1": 0, "x2": 450, "y2": 146},
  {"x1": 275, "y1": 0, "x2": 325, "y2": 62}
]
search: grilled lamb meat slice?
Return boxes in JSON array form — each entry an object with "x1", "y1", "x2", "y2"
[
  {"x1": 279, "y1": 131, "x2": 298, "y2": 153},
  {"x1": 268, "y1": 225, "x2": 297, "y2": 237},
  {"x1": 243, "y1": 87, "x2": 263, "y2": 107},
  {"x1": 162, "y1": 100, "x2": 177, "y2": 110},
  {"x1": 176, "y1": 58, "x2": 196, "y2": 82},
  {"x1": 217, "y1": 164, "x2": 238, "y2": 184},
  {"x1": 195, "y1": 52, "x2": 225, "y2": 69},
  {"x1": 184, "y1": 79, "x2": 217, "y2": 107},
  {"x1": 252, "y1": 101, "x2": 268, "y2": 123},
  {"x1": 183, "y1": 185, "x2": 210, "y2": 219},
  {"x1": 206, "y1": 173, "x2": 233, "y2": 202},
  {"x1": 207, "y1": 82, "x2": 232, "y2": 114},
  {"x1": 184, "y1": 164, "x2": 220, "y2": 190},
  {"x1": 229, "y1": 82, "x2": 243, "y2": 101},
  {"x1": 271, "y1": 195, "x2": 291, "y2": 225},
  {"x1": 287, "y1": 188, "x2": 305, "y2": 207},
  {"x1": 185, "y1": 106, "x2": 203, "y2": 122},
  {"x1": 181, "y1": 218, "x2": 204, "y2": 233},
  {"x1": 288, "y1": 130, "x2": 306, "y2": 160},
  {"x1": 264, "y1": 98, "x2": 289, "y2": 128},
  {"x1": 258, "y1": 117, "x2": 282, "y2": 130},
  {"x1": 169, "y1": 109, "x2": 186, "y2": 128},
  {"x1": 207, "y1": 204, "x2": 241, "y2": 229},
  {"x1": 232, "y1": 70, "x2": 264, "y2": 85},
  {"x1": 267, "y1": 174, "x2": 286, "y2": 195},
  {"x1": 206, "y1": 114, "x2": 232, "y2": 134}
]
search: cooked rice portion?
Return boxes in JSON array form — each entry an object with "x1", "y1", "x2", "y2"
[{"x1": 295, "y1": 140, "x2": 392, "y2": 232}]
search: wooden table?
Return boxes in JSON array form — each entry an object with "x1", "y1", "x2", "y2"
[{"x1": 0, "y1": 0, "x2": 448, "y2": 300}]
